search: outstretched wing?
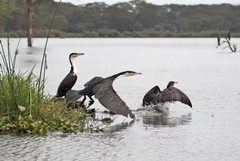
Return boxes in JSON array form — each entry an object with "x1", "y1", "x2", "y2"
[
  {"x1": 142, "y1": 85, "x2": 161, "y2": 106},
  {"x1": 160, "y1": 87, "x2": 192, "y2": 107},
  {"x1": 65, "y1": 76, "x2": 104, "y2": 102},
  {"x1": 84, "y1": 76, "x2": 103, "y2": 87},
  {"x1": 93, "y1": 80, "x2": 135, "y2": 118}
]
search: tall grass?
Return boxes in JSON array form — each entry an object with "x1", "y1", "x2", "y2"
[
  {"x1": 0, "y1": 0, "x2": 42, "y2": 121},
  {"x1": 0, "y1": 0, "x2": 51, "y2": 120},
  {"x1": 0, "y1": 0, "x2": 105, "y2": 134}
]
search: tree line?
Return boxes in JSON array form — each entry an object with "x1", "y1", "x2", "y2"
[{"x1": 0, "y1": 0, "x2": 240, "y2": 37}]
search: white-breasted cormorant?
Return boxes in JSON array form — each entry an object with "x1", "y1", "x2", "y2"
[
  {"x1": 142, "y1": 81, "x2": 192, "y2": 108},
  {"x1": 56, "y1": 53, "x2": 84, "y2": 98},
  {"x1": 66, "y1": 71, "x2": 141, "y2": 118}
]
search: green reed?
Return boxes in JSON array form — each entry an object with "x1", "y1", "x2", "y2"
[{"x1": 0, "y1": 0, "x2": 105, "y2": 134}]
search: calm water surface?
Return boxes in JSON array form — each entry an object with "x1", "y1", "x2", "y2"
[{"x1": 1, "y1": 38, "x2": 240, "y2": 161}]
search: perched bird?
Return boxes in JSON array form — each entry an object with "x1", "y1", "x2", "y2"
[
  {"x1": 56, "y1": 53, "x2": 84, "y2": 98},
  {"x1": 66, "y1": 71, "x2": 142, "y2": 118},
  {"x1": 217, "y1": 31, "x2": 231, "y2": 46},
  {"x1": 227, "y1": 31, "x2": 231, "y2": 40},
  {"x1": 142, "y1": 81, "x2": 192, "y2": 108},
  {"x1": 217, "y1": 35, "x2": 221, "y2": 46}
]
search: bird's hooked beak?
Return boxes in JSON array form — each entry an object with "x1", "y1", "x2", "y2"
[
  {"x1": 167, "y1": 81, "x2": 177, "y2": 88},
  {"x1": 127, "y1": 72, "x2": 142, "y2": 77},
  {"x1": 71, "y1": 53, "x2": 84, "y2": 60},
  {"x1": 172, "y1": 81, "x2": 178, "y2": 86},
  {"x1": 133, "y1": 72, "x2": 142, "y2": 76},
  {"x1": 75, "y1": 53, "x2": 84, "y2": 57},
  {"x1": 117, "y1": 71, "x2": 142, "y2": 79}
]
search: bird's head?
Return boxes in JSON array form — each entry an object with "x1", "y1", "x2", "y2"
[
  {"x1": 70, "y1": 53, "x2": 84, "y2": 61},
  {"x1": 118, "y1": 71, "x2": 142, "y2": 77},
  {"x1": 69, "y1": 53, "x2": 84, "y2": 74},
  {"x1": 115, "y1": 71, "x2": 141, "y2": 80},
  {"x1": 167, "y1": 81, "x2": 177, "y2": 88}
]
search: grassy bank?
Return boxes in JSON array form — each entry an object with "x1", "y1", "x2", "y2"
[
  {"x1": 0, "y1": 1, "x2": 106, "y2": 135},
  {"x1": 0, "y1": 38, "x2": 104, "y2": 134}
]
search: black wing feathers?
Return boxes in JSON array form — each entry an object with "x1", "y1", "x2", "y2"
[
  {"x1": 142, "y1": 85, "x2": 161, "y2": 106},
  {"x1": 93, "y1": 79, "x2": 135, "y2": 118},
  {"x1": 160, "y1": 87, "x2": 192, "y2": 107}
]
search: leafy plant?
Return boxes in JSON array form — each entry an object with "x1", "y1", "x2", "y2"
[{"x1": 0, "y1": 0, "x2": 104, "y2": 134}]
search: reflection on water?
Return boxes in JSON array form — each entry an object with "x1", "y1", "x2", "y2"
[
  {"x1": 137, "y1": 103, "x2": 192, "y2": 127},
  {"x1": 105, "y1": 120, "x2": 135, "y2": 133},
  {"x1": 142, "y1": 113, "x2": 192, "y2": 126},
  {"x1": 1, "y1": 38, "x2": 240, "y2": 161},
  {"x1": 87, "y1": 111, "x2": 136, "y2": 133}
]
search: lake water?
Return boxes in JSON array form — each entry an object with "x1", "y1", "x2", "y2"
[{"x1": 0, "y1": 38, "x2": 240, "y2": 161}]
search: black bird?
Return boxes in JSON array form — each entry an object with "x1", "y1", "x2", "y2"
[
  {"x1": 56, "y1": 53, "x2": 84, "y2": 98},
  {"x1": 142, "y1": 81, "x2": 192, "y2": 108},
  {"x1": 217, "y1": 35, "x2": 221, "y2": 46},
  {"x1": 227, "y1": 31, "x2": 231, "y2": 40},
  {"x1": 66, "y1": 71, "x2": 141, "y2": 118},
  {"x1": 142, "y1": 85, "x2": 161, "y2": 106}
]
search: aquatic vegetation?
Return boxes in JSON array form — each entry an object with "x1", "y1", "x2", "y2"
[
  {"x1": 0, "y1": 1, "x2": 104, "y2": 134},
  {"x1": 0, "y1": 67, "x2": 105, "y2": 134}
]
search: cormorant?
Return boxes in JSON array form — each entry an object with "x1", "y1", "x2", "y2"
[
  {"x1": 227, "y1": 31, "x2": 231, "y2": 40},
  {"x1": 142, "y1": 81, "x2": 192, "y2": 108},
  {"x1": 217, "y1": 35, "x2": 221, "y2": 46},
  {"x1": 66, "y1": 71, "x2": 141, "y2": 118},
  {"x1": 142, "y1": 85, "x2": 161, "y2": 106},
  {"x1": 56, "y1": 53, "x2": 84, "y2": 98}
]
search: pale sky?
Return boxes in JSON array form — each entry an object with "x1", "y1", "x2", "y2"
[{"x1": 54, "y1": 0, "x2": 240, "y2": 5}]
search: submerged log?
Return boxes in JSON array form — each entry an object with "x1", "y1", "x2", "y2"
[{"x1": 216, "y1": 31, "x2": 237, "y2": 52}]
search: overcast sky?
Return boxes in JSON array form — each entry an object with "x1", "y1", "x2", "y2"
[{"x1": 54, "y1": 0, "x2": 240, "y2": 5}]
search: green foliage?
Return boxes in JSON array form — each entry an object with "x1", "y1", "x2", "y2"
[
  {"x1": 98, "y1": 30, "x2": 121, "y2": 37},
  {"x1": 0, "y1": 69, "x2": 105, "y2": 134},
  {"x1": 0, "y1": 0, "x2": 15, "y2": 20},
  {"x1": 1, "y1": 1, "x2": 240, "y2": 37},
  {"x1": 0, "y1": 1, "x2": 105, "y2": 134},
  {"x1": 0, "y1": 71, "x2": 41, "y2": 119},
  {"x1": 0, "y1": 115, "x2": 47, "y2": 134},
  {"x1": 0, "y1": 98, "x2": 105, "y2": 134},
  {"x1": 2, "y1": 29, "x2": 239, "y2": 38}
]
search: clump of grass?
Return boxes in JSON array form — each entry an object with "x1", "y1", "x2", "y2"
[
  {"x1": 0, "y1": 0, "x2": 105, "y2": 134},
  {"x1": 0, "y1": 52, "x2": 105, "y2": 134},
  {"x1": 0, "y1": 94, "x2": 105, "y2": 134}
]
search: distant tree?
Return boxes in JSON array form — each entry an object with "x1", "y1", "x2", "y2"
[
  {"x1": 27, "y1": 0, "x2": 33, "y2": 46},
  {"x1": 1, "y1": 1, "x2": 240, "y2": 37},
  {"x1": 79, "y1": 2, "x2": 108, "y2": 32},
  {"x1": 0, "y1": 0, "x2": 16, "y2": 33},
  {"x1": 26, "y1": 0, "x2": 44, "y2": 47},
  {"x1": 0, "y1": 0, "x2": 14, "y2": 19},
  {"x1": 52, "y1": 15, "x2": 68, "y2": 31},
  {"x1": 133, "y1": 1, "x2": 160, "y2": 31},
  {"x1": 105, "y1": 2, "x2": 141, "y2": 32}
]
